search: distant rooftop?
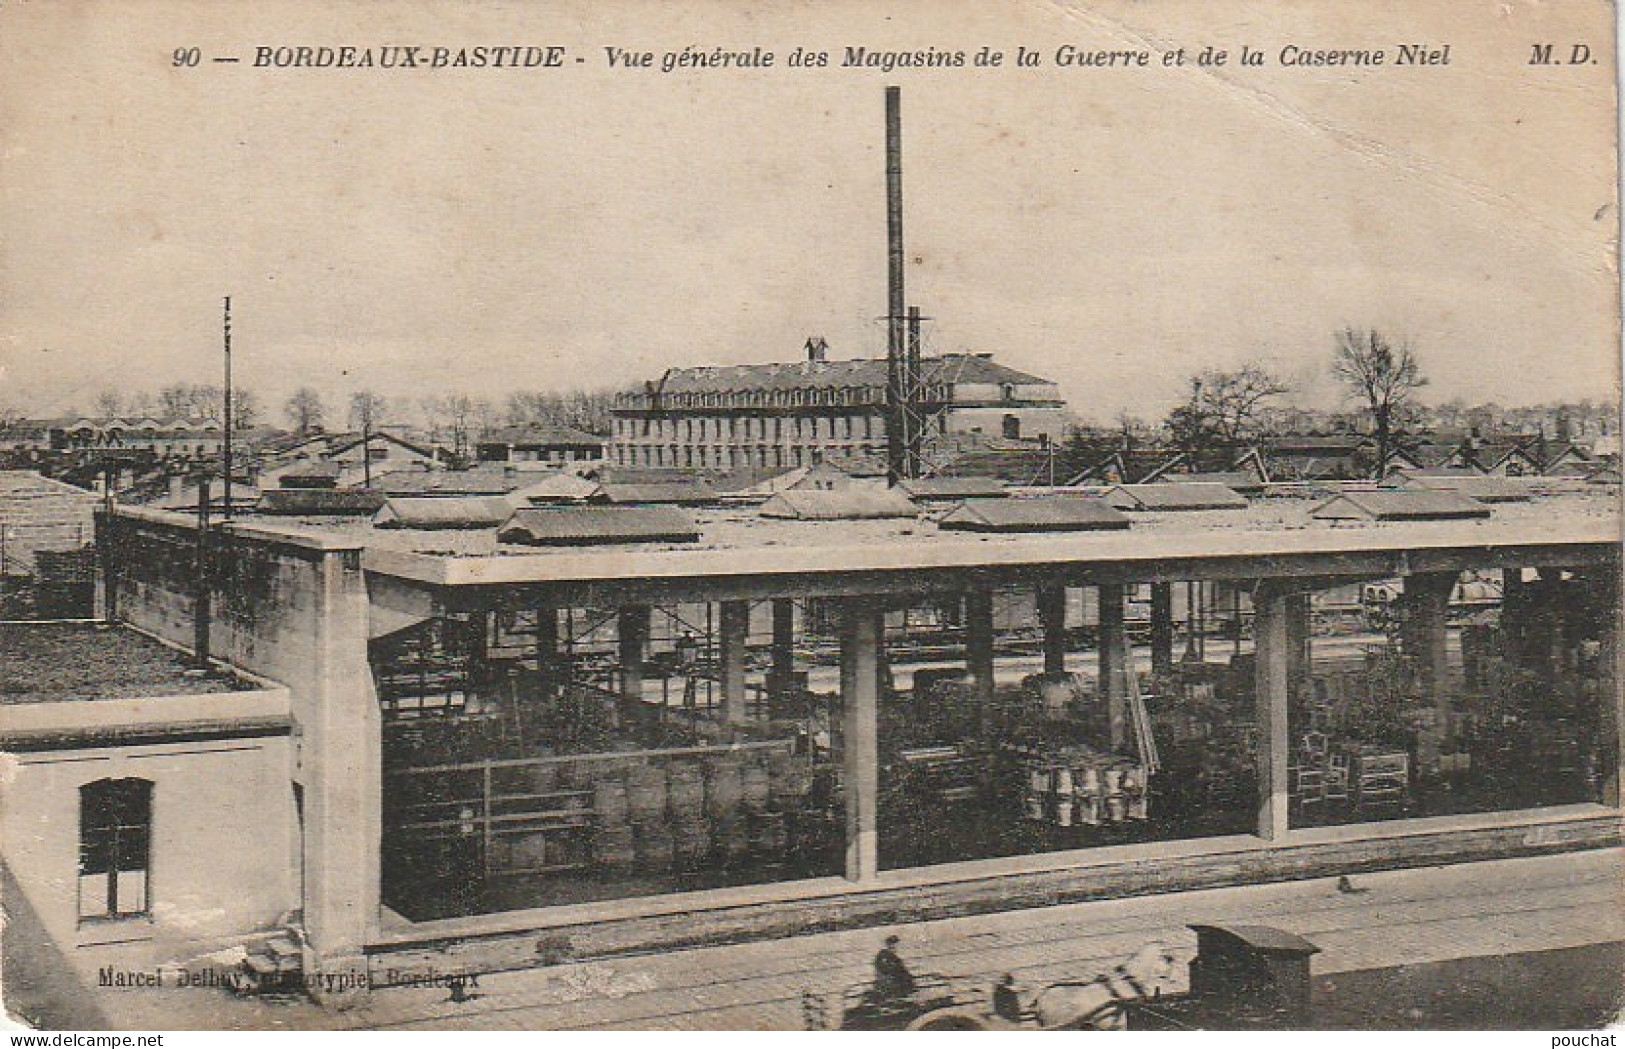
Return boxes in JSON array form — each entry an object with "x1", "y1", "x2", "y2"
[
  {"x1": 637, "y1": 352, "x2": 1057, "y2": 397},
  {"x1": 0, "y1": 623, "x2": 249, "y2": 705}
]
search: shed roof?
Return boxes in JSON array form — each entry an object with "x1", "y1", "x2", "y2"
[
  {"x1": 896, "y1": 476, "x2": 1008, "y2": 500},
  {"x1": 1397, "y1": 441, "x2": 1467, "y2": 469},
  {"x1": 1106, "y1": 482, "x2": 1249, "y2": 511},
  {"x1": 1387, "y1": 465, "x2": 1485, "y2": 480},
  {"x1": 1310, "y1": 490, "x2": 1491, "y2": 522},
  {"x1": 1401, "y1": 474, "x2": 1535, "y2": 503},
  {"x1": 758, "y1": 487, "x2": 918, "y2": 521},
  {"x1": 328, "y1": 429, "x2": 439, "y2": 459},
  {"x1": 151, "y1": 485, "x2": 263, "y2": 512},
  {"x1": 278, "y1": 460, "x2": 342, "y2": 481},
  {"x1": 0, "y1": 470, "x2": 100, "y2": 503},
  {"x1": 375, "y1": 467, "x2": 522, "y2": 497},
  {"x1": 938, "y1": 497, "x2": 1130, "y2": 533},
  {"x1": 514, "y1": 472, "x2": 603, "y2": 503},
  {"x1": 717, "y1": 463, "x2": 856, "y2": 502},
  {"x1": 599, "y1": 480, "x2": 718, "y2": 505},
  {"x1": 375, "y1": 496, "x2": 518, "y2": 529},
  {"x1": 257, "y1": 488, "x2": 386, "y2": 515},
  {"x1": 1151, "y1": 470, "x2": 1266, "y2": 495},
  {"x1": 498, "y1": 505, "x2": 700, "y2": 546}
]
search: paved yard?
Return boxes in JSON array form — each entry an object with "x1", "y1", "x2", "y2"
[{"x1": 15, "y1": 848, "x2": 1621, "y2": 1031}]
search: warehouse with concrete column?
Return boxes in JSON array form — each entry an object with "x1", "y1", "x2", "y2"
[{"x1": 5, "y1": 489, "x2": 1617, "y2": 1002}]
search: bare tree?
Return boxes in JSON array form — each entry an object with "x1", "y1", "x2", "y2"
[
  {"x1": 1164, "y1": 363, "x2": 1289, "y2": 465},
  {"x1": 348, "y1": 391, "x2": 394, "y2": 487},
  {"x1": 94, "y1": 390, "x2": 123, "y2": 419},
  {"x1": 348, "y1": 390, "x2": 391, "y2": 434},
  {"x1": 156, "y1": 383, "x2": 235, "y2": 422},
  {"x1": 227, "y1": 388, "x2": 259, "y2": 430},
  {"x1": 1332, "y1": 328, "x2": 1428, "y2": 477},
  {"x1": 1113, "y1": 410, "x2": 1153, "y2": 455},
  {"x1": 504, "y1": 387, "x2": 626, "y2": 434},
  {"x1": 190, "y1": 385, "x2": 225, "y2": 423},
  {"x1": 472, "y1": 397, "x2": 501, "y2": 440},
  {"x1": 285, "y1": 387, "x2": 326, "y2": 434},
  {"x1": 417, "y1": 393, "x2": 478, "y2": 461},
  {"x1": 445, "y1": 394, "x2": 476, "y2": 460},
  {"x1": 417, "y1": 394, "x2": 448, "y2": 446},
  {"x1": 158, "y1": 384, "x2": 194, "y2": 419}
]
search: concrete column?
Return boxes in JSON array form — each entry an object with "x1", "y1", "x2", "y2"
[
  {"x1": 1232, "y1": 585, "x2": 1245, "y2": 659},
  {"x1": 1098, "y1": 584, "x2": 1128, "y2": 749},
  {"x1": 533, "y1": 605, "x2": 560, "y2": 703},
  {"x1": 1253, "y1": 583, "x2": 1291, "y2": 841},
  {"x1": 1286, "y1": 592, "x2": 1312, "y2": 711},
  {"x1": 1405, "y1": 573, "x2": 1456, "y2": 719},
  {"x1": 466, "y1": 610, "x2": 491, "y2": 687},
  {"x1": 301, "y1": 545, "x2": 382, "y2": 1002},
  {"x1": 618, "y1": 605, "x2": 650, "y2": 714},
  {"x1": 1150, "y1": 582, "x2": 1175, "y2": 678},
  {"x1": 719, "y1": 599, "x2": 751, "y2": 724},
  {"x1": 1502, "y1": 567, "x2": 1531, "y2": 667},
  {"x1": 1535, "y1": 568, "x2": 1567, "y2": 674},
  {"x1": 839, "y1": 601, "x2": 883, "y2": 882},
  {"x1": 769, "y1": 598, "x2": 796, "y2": 699},
  {"x1": 535, "y1": 605, "x2": 558, "y2": 661},
  {"x1": 1038, "y1": 586, "x2": 1068, "y2": 677},
  {"x1": 965, "y1": 591, "x2": 996, "y2": 732}
]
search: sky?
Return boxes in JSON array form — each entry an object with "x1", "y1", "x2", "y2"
[{"x1": 1, "y1": 0, "x2": 1618, "y2": 426}]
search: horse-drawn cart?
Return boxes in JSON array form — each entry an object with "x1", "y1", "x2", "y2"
[{"x1": 802, "y1": 923, "x2": 1320, "y2": 1031}]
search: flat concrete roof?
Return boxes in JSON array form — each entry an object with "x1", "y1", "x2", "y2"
[
  {"x1": 0, "y1": 623, "x2": 251, "y2": 704},
  {"x1": 359, "y1": 491, "x2": 1619, "y2": 604},
  {"x1": 127, "y1": 491, "x2": 1622, "y2": 601}
]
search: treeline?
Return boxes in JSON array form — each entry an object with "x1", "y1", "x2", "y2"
[
  {"x1": 65, "y1": 384, "x2": 630, "y2": 448},
  {"x1": 85, "y1": 385, "x2": 262, "y2": 428}
]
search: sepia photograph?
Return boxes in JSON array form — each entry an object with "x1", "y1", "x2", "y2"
[{"x1": 1, "y1": 0, "x2": 1621, "y2": 1035}]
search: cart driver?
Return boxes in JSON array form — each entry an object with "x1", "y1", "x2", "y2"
[
  {"x1": 872, "y1": 935, "x2": 918, "y2": 1001},
  {"x1": 992, "y1": 973, "x2": 1022, "y2": 1021}
]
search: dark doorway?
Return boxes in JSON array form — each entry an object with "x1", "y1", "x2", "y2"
[{"x1": 78, "y1": 778, "x2": 152, "y2": 921}]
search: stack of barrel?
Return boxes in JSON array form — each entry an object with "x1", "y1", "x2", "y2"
[
  {"x1": 700, "y1": 749, "x2": 796, "y2": 870},
  {"x1": 751, "y1": 752, "x2": 792, "y2": 858},
  {"x1": 668, "y1": 762, "x2": 710, "y2": 870},
  {"x1": 659, "y1": 749, "x2": 814, "y2": 876},
  {"x1": 591, "y1": 769, "x2": 636, "y2": 873},
  {"x1": 1022, "y1": 747, "x2": 1151, "y2": 828},
  {"x1": 705, "y1": 754, "x2": 749, "y2": 867},
  {"x1": 628, "y1": 762, "x2": 676, "y2": 872}
]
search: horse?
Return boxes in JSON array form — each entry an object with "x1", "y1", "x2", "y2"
[
  {"x1": 901, "y1": 940, "x2": 1181, "y2": 1031},
  {"x1": 1032, "y1": 941, "x2": 1181, "y2": 1029}
]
